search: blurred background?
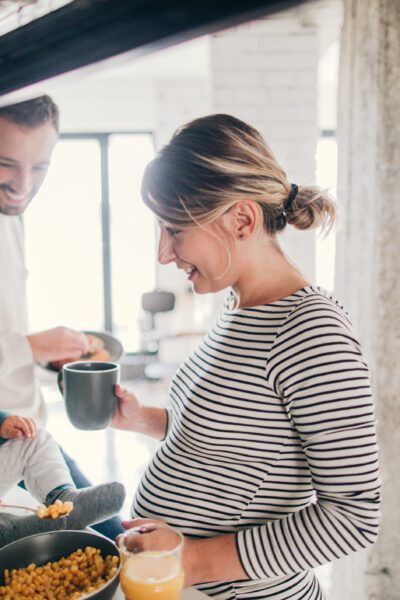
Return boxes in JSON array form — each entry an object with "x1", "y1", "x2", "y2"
[
  {"x1": 27, "y1": 0, "x2": 340, "y2": 495},
  {"x1": 1, "y1": 0, "x2": 398, "y2": 598},
  {"x1": 23, "y1": 5, "x2": 342, "y2": 594}
]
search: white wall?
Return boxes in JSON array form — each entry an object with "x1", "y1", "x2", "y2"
[
  {"x1": 52, "y1": 79, "x2": 157, "y2": 133},
  {"x1": 211, "y1": 10, "x2": 321, "y2": 282}
]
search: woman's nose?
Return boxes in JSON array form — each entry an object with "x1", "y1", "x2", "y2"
[{"x1": 158, "y1": 231, "x2": 176, "y2": 265}]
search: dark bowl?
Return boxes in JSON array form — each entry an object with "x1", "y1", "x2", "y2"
[{"x1": 0, "y1": 530, "x2": 121, "y2": 599}]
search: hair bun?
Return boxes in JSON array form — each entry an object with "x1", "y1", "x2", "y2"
[{"x1": 286, "y1": 185, "x2": 336, "y2": 233}]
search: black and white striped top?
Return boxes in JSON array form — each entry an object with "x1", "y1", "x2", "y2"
[{"x1": 133, "y1": 286, "x2": 381, "y2": 600}]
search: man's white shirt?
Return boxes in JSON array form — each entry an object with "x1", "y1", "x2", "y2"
[{"x1": 0, "y1": 213, "x2": 46, "y2": 424}]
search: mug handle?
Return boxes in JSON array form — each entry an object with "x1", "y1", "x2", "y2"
[{"x1": 57, "y1": 370, "x2": 64, "y2": 395}]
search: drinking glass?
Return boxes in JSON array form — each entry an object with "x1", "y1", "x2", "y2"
[{"x1": 119, "y1": 521, "x2": 184, "y2": 600}]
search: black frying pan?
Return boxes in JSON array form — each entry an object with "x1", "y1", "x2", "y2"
[{"x1": 0, "y1": 530, "x2": 121, "y2": 599}]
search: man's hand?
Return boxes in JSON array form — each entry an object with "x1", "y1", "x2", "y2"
[
  {"x1": 27, "y1": 327, "x2": 89, "y2": 364},
  {"x1": 0, "y1": 415, "x2": 37, "y2": 439}
]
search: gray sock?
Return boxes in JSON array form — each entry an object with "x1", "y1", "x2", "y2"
[
  {"x1": 0, "y1": 512, "x2": 66, "y2": 549},
  {"x1": 58, "y1": 482, "x2": 125, "y2": 531}
]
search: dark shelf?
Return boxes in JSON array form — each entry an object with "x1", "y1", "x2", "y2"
[{"x1": 0, "y1": 0, "x2": 307, "y2": 97}]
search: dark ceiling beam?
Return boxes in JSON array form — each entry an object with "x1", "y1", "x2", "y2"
[{"x1": 0, "y1": 0, "x2": 308, "y2": 97}]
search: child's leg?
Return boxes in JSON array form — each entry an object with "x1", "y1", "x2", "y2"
[
  {"x1": 30, "y1": 431, "x2": 127, "y2": 531},
  {"x1": 0, "y1": 442, "x2": 24, "y2": 498},
  {"x1": 0, "y1": 431, "x2": 72, "y2": 501},
  {"x1": 0, "y1": 429, "x2": 73, "y2": 505},
  {"x1": 53, "y1": 484, "x2": 126, "y2": 531},
  {"x1": 0, "y1": 512, "x2": 66, "y2": 549},
  {"x1": 0, "y1": 480, "x2": 126, "y2": 548},
  {"x1": 0, "y1": 434, "x2": 69, "y2": 548},
  {"x1": 0, "y1": 431, "x2": 126, "y2": 538}
]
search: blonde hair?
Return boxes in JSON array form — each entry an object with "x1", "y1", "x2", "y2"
[{"x1": 141, "y1": 114, "x2": 335, "y2": 234}]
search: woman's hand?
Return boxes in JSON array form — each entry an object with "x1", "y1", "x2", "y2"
[
  {"x1": 0, "y1": 415, "x2": 37, "y2": 439},
  {"x1": 112, "y1": 385, "x2": 143, "y2": 431},
  {"x1": 119, "y1": 518, "x2": 199, "y2": 588},
  {"x1": 119, "y1": 518, "x2": 177, "y2": 552},
  {"x1": 119, "y1": 518, "x2": 247, "y2": 587},
  {"x1": 112, "y1": 386, "x2": 168, "y2": 439}
]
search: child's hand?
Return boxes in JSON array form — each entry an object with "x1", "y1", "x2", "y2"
[
  {"x1": 0, "y1": 415, "x2": 37, "y2": 439},
  {"x1": 112, "y1": 384, "x2": 143, "y2": 431}
]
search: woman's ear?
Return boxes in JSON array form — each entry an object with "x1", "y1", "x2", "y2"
[{"x1": 229, "y1": 201, "x2": 258, "y2": 240}]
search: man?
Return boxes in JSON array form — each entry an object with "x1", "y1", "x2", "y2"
[{"x1": 0, "y1": 95, "x2": 123, "y2": 538}]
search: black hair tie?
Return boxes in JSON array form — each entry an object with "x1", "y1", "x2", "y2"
[{"x1": 284, "y1": 183, "x2": 298, "y2": 213}]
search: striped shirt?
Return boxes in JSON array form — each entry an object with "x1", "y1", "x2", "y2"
[{"x1": 133, "y1": 286, "x2": 381, "y2": 599}]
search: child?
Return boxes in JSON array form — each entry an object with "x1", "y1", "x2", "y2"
[{"x1": 0, "y1": 410, "x2": 125, "y2": 548}]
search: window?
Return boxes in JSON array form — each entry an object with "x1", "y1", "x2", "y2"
[{"x1": 25, "y1": 132, "x2": 156, "y2": 353}]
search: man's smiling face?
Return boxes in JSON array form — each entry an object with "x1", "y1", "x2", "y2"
[{"x1": 0, "y1": 117, "x2": 58, "y2": 216}]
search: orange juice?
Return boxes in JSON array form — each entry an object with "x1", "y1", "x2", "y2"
[{"x1": 120, "y1": 551, "x2": 184, "y2": 600}]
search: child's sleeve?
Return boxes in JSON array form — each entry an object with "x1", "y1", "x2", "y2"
[
  {"x1": 0, "y1": 410, "x2": 10, "y2": 443},
  {"x1": 0, "y1": 411, "x2": 9, "y2": 426}
]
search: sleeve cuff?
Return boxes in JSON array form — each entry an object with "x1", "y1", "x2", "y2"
[
  {"x1": 0, "y1": 410, "x2": 9, "y2": 442},
  {"x1": 0, "y1": 410, "x2": 9, "y2": 426}
]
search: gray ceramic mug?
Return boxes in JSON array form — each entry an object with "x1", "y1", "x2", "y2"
[{"x1": 57, "y1": 361, "x2": 120, "y2": 430}]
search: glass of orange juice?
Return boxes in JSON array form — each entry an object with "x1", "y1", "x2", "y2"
[{"x1": 119, "y1": 521, "x2": 184, "y2": 600}]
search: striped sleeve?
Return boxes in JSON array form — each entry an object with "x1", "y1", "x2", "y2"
[{"x1": 236, "y1": 294, "x2": 381, "y2": 579}]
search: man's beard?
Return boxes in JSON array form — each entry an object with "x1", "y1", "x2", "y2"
[
  {"x1": 0, "y1": 204, "x2": 27, "y2": 216},
  {"x1": 0, "y1": 187, "x2": 31, "y2": 215}
]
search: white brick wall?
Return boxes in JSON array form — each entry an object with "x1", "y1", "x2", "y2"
[
  {"x1": 211, "y1": 10, "x2": 321, "y2": 281},
  {"x1": 154, "y1": 78, "x2": 210, "y2": 150}
]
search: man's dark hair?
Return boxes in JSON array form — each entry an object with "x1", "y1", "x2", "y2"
[{"x1": 0, "y1": 95, "x2": 59, "y2": 132}]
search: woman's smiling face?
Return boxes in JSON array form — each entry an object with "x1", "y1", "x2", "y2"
[{"x1": 157, "y1": 218, "x2": 236, "y2": 294}]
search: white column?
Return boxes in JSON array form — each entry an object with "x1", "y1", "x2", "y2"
[{"x1": 332, "y1": 0, "x2": 400, "y2": 598}]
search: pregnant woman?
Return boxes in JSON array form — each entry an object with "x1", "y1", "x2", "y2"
[{"x1": 113, "y1": 114, "x2": 381, "y2": 599}]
